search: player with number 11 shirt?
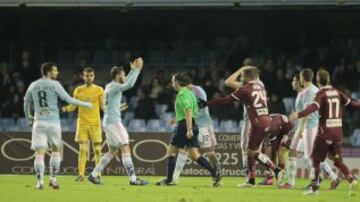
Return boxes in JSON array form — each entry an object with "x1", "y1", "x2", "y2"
[{"x1": 199, "y1": 67, "x2": 285, "y2": 186}]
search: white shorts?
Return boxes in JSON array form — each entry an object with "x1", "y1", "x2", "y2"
[
  {"x1": 198, "y1": 126, "x2": 217, "y2": 148},
  {"x1": 303, "y1": 127, "x2": 317, "y2": 159},
  {"x1": 290, "y1": 126, "x2": 317, "y2": 157},
  {"x1": 31, "y1": 120, "x2": 61, "y2": 150},
  {"x1": 104, "y1": 122, "x2": 129, "y2": 148},
  {"x1": 240, "y1": 120, "x2": 251, "y2": 152}
]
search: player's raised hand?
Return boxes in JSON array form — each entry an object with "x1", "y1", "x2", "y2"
[
  {"x1": 288, "y1": 112, "x2": 299, "y2": 122},
  {"x1": 130, "y1": 57, "x2": 144, "y2": 70}
]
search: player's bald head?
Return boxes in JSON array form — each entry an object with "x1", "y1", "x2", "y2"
[{"x1": 316, "y1": 69, "x2": 330, "y2": 86}]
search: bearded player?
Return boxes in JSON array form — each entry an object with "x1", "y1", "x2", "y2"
[{"x1": 62, "y1": 67, "x2": 104, "y2": 182}]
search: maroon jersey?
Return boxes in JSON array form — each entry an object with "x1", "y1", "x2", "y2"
[
  {"x1": 231, "y1": 81, "x2": 270, "y2": 127},
  {"x1": 298, "y1": 85, "x2": 360, "y2": 136},
  {"x1": 207, "y1": 81, "x2": 271, "y2": 127},
  {"x1": 269, "y1": 114, "x2": 294, "y2": 139}
]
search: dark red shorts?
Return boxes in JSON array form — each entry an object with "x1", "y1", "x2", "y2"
[
  {"x1": 311, "y1": 128, "x2": 343, "y2": 162},
  {"x1": 248, "y1": 126, "x2": 271, "y2": 151}
]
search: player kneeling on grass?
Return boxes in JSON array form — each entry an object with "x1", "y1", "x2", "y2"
[
  {"x1": 289, "y1": 69, "x2": 360, "y2": 196},
  {"x1": 156, "y1": 73, "x2": 222, "y2": 187},
  {"x1": 24, "y1": 62, "x2": 93, "y2": 190},
  {"x1": 171, "y1": 82, "x2": 221, "y2": 184},
  {"x1": 88, "y1": 58, "x2": 148, "y2": 186}
]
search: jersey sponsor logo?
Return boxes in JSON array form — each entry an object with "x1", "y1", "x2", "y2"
[
  {"x1": 256, "y1": 108, "x2": 268, "y2": 116},
  {"x1": 326, "y1": 90, "x2": 339, "y2": 97},
  {"x1": 326, "y1": 118, "x2": 342, "y2": 128}
]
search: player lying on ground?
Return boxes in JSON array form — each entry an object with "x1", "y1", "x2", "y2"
[
  {"x1": 280, "y1": 73, "x2": 339, "y2": 189},
  {"x1": 62, "y1": 67, "x2": 104, "y2": 182},
  {"x1": 88, "y1": 58, "x2": 148, "y2": 186},
  {"x1": 171, "y1": 82, "x2": 221, "y2": 184},
  {"x1": 156, "y1": 73, "x2": 222, "y2": 187},
  {"x1": 289, "y1": 69, "x2": 360, "y2": 196},
  {"x1": 223, "y1": 65, "x2": 265, "y2": 186},
  {"x1": 24, "y1": 62, "x2": 93, "y2": 190},
  {"x1": 199, "y1": 67, "x2": 285, "y2": 187}
]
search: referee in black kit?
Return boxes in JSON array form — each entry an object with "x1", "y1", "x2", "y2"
[{"x1": 156, "y1": 72, "x2": 222, "y2": 187}]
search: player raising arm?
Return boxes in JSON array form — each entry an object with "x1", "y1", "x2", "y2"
[
  {"x1": 88, "y1": 58, "x2": 148, "y2": 186},
  {"x1": 199, "y1": 67, "x2": 285, "y2": 187},
  {"x1": 289, "y1": 69, "x2": 360, "y2": 196},
  {"x1": 24, "y1": 62, "x2": 93, "y2": 190}
]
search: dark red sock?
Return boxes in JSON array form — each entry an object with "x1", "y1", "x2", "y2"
[{"x1": 334, "y1": 159, "x2": 353, "y2": 183}]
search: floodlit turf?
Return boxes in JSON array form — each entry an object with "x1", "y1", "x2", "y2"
[{"x1": 0, "y1": 175, "x2": 357, "y2": 202}]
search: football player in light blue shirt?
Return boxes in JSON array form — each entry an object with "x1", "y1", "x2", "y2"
[
  {"x1": 24, "y1": 62, "x2": 93, "y2": 190},
  {"x1": 89, "y1": 58, "x2": 148, "y2": 186}
]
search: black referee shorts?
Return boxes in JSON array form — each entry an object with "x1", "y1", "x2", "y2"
[{"x1": 170, "y1": 119, "x2": 199, "y2": 149}]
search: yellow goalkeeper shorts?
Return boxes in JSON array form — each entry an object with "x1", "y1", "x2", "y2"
[{"x1": 75, "y1": 123, "x2": 102, "y2": 143}]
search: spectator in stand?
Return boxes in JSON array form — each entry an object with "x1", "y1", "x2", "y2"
[
  {"x1": 149, "y1": 78, "x2": 164, "y2": 101},
  {"x1": 268, "y1": 94, "x2": 286, "y2": 114},
  {"x1": 134, "y1": 88, "x2": 157, "y2": 121}
]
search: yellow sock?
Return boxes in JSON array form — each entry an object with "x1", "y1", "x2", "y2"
[
  {"x1": 93, "y1": 143, "x2": 102, "y2": 176},
  {"x1": 78, "y1": 143, "x2": 88, "y2": 177},
  {"x1": 93, "y1": 143, "x2": 102, "y2": 166}
]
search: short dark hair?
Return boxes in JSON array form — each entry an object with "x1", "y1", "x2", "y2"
[
  {"x1": 110, "y1": 66, "x2": 124, "y2": 79},
  {"x1": 41, "y1": 62, "x2": 57, "y2": 76},
  {"x1": 317, "y1": 69, "x2": 330, "y2": 86},
  {"x1": 173, "y1": 72, "x2": 192, "y2": 86},
  {"x1": 83, "y1": 67, "x2": 95, "y2": 73},
  {"x1": 301, "y1": 68, "x2": 314, "y2": 82},
  {"x1": 243, "y1": 67, "x2": 259, "y2": 80}
]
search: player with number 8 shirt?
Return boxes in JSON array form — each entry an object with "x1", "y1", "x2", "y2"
[{"x1": 23, "y1": 62, "x2": 93, "y2": 190}]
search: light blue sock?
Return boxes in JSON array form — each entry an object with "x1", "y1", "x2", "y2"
[
  {"x1": 92, "y1": 152, "x2": 113, "y2": 177},
  {"x1": 122, "y1": 153, "x2": 137, "y2": 182},
  {"x1": 34, "y1": 154, "x2": 45, "y2": 184},
  {"x1": 50, "y1": 152, "x2": 61, "y2": 180}
]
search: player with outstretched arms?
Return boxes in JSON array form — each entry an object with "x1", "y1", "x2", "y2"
[
  {"x1": 23, "y1": 62, "x2": 93, "y2": 190},
  {"x1": 289, "y1": 69, "x2": 360, "y2": 196},
  {"x1": 88, "y1": 58, "x2": 148, "y2": 186}
]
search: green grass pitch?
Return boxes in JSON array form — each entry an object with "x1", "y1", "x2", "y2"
[{"x1": 0, "y1": 175, "x2": 357, "y2": 202}]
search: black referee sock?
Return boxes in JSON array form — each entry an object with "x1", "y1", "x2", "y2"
[
  {"x1": 196, "y1": 156, "x2": 216, "y2": 177},
  {"x1": 166, "y1": 156, "x2": 176, "y2": 183}
]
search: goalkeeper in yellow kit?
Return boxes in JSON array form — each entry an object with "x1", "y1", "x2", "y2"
[{"x1": 62, "y1": 67, "x2": 104, "y2": 182}]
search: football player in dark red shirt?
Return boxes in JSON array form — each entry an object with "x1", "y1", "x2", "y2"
[{"x1": 289, "y1": 69, "x2": 360, "y2": 196}]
